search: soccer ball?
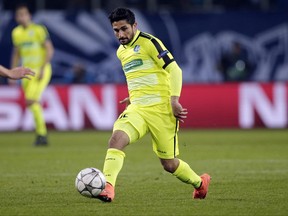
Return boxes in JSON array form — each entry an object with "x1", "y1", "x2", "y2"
[{"x1": 75, "y1": 167, "x2": 106, "y2": 198}]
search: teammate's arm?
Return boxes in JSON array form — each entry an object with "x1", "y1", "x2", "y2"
[
  {"x1": 38, "y1": 25, "x2": 54, "y2": 80},
  {"x1": 39, "y1": 39, "x2": 54, "y2": 80},
  {"x1": 0, "y1": 65, "x2": 35, "y2": 79}
]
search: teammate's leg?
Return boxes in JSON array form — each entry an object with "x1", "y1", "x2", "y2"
[
  {"x1": 27, "y1": 99, "x2": 48, "y2": 145},
  {"x1": 23, "y1": 65, "x2": 51, "y2": 145}
]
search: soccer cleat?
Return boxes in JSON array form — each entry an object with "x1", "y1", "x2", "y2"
[
  {"x1": 34, "y1": 135, "x2": 48, "y2": 146},
  {"x1": 96, "y1": 182, "x2": 115, "y2": 202},
  {"x1": 193, "y1": 173, "x2": 211, "y2": 199}
]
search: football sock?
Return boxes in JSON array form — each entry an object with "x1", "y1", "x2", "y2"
[
  {"x1": 29, "y1": 102, "x2": 47, "y2": 136},
  {"x1": 103, "y1": 148, "x2": 125, "y2": 187},
  {"x1": 173, "y1": 159, "x2": 202, "y2": 188}
]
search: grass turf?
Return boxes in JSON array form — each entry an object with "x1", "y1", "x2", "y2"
[{"x1": 0, "y1": 129, "x2": 287, "y2": 216}]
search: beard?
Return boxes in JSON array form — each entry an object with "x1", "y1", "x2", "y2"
[{"x1": 119, "y1": 32, "x2": 135, "y2": 45}]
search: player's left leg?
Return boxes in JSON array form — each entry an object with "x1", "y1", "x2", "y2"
[
  {"x1": 147, "y1": 103, "x2": 211, "y2": 199},
  {"x1": 161, "y1": 157, "x2": 211, "y2": 199},
  {"x1": 160, "y1": 158, "x2": 202, "y2": 188},
  {"x1": 158, "y1": 140, "x2": 211, "y2": 199}
]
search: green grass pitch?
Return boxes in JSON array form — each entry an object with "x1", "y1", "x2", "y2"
[{"x1": 0, "y1": 129, "x2": 287, "y2": 216}]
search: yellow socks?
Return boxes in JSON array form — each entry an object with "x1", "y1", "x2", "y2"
[
  {"x1": 29, "y1": 103, "x2": 47, "y2": 136},
  {"x1": 102, "y1": 150, "x2": 200, "y2": 189},
  {"x1": 173, "y1": 159, "x2": 202, "y2": 188},
  {"x1": 103, "y1": 148, "x2": 125, "y2": 187}
]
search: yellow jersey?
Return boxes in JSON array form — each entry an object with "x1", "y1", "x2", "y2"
[
  {"x1": 117, "y1": 30, "x2": 177, "y2": 106},
  {"x1": 12, "y1": 23, "x2": 50, "y2": 71}
]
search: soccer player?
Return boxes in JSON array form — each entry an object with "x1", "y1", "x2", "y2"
[
  {"x1": 97, "y1": 8, "x2": 211, "y2": 202},
  {"x1": 11, "y1": 4, "x2": 54, "y2": 146},
  {"x1": 0, "y1": 65, "x2": 35, "y2": 79}
]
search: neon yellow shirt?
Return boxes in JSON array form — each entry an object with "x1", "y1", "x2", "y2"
[
  {"x1": 12, "y1": 23, "x2": 50, "y2": 70},
  {"x1": 117, "y1": 30, "x2": 182, "y2": 106}
]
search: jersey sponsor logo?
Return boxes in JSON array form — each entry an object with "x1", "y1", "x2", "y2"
[
  {"x1": 123, "y1": 59, "x2": 143, "y2": 72},
  {"x1": 157, "y1": 50, "x2": 169, "y2": 59},
  {"x1": 20, "y1": 42, "x2": 34, "y2": 47},
  {"x1": 134, "y1": 45, "x2": 140, "y2": 52}
]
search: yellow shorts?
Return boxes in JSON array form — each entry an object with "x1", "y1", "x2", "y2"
[
  {"x1": 22, "y1": 64, "x2": 52, "y2": 101},
  {"x1": 113, "y1": 103, "x2": 179, "y2": 159}
]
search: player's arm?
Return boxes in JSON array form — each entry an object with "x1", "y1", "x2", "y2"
[
  {"x1": 166, "y1": 62, "x2": 187, "y2": 122},
  {"x1": 147, "y1": 37, "x2": 187, "y2": 122},
  {"x1": 145, "y1": 37, "x2": 182, "y2": 96}
]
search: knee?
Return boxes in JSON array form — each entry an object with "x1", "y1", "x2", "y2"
[
  {"x1": 108, "y1": 130, "x2": 129, "y2": 150},
  {"x1": 160, "y1": 159, "x2": 179, "y2": 173},
  {"x1": 108, "y1": 135, "x2": 118, "y2": 147},
  {"x1": 26, "y1": 100, "x2": 36, "y2": 107}
]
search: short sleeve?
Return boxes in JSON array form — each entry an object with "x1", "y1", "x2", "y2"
[
  {"x1": 11, "y1": 29, "x2": 19, "y2": 47},
  {"x1": 37, "y1": 25, "x2": 50, "y2": 43}
]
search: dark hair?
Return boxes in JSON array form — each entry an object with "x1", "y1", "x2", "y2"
[
  {"x1": 108, "y1": 8, "x2": 135, "y2": 25},
  {"x1": 15, "y1": 3, "x2": 30, "y2": 12}
]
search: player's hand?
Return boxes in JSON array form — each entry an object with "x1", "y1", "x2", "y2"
[
  {"x1": 171, "y1": 96, "x2": 188, "y2": 123},
  {"x1": 120, "y1": 97, "x2": 131, "y2": 108},
  {"x1": 9, "y1": 67, "x2": 35, "y2": 80}
]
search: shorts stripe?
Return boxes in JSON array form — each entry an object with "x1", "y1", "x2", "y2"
[{"x1": 173, "y1": 119, "x2": 178, "y2": 158}]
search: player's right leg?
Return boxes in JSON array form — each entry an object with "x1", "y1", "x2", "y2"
[
  {"x1": 97, "y1": 131, "x2": 128, "y2": 202},
  {"x1": 97, "y1": 105, "x2": 148, "y2": 202}
]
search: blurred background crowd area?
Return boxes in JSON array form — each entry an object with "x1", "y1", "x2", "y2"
[
  {"x1": 2, "y1": 0, "x2": 287, "y2": 12},
  {"x1": 0, "y1": 0, "x2": 287, "y2": 84}
]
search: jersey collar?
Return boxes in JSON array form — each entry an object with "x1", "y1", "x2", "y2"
[
  {"x1": 123, "y1": 30, "x2": 140, "y2": 48},
  {"x1": 20, "y1": 22, "x2": 33, "y2": 29}
]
